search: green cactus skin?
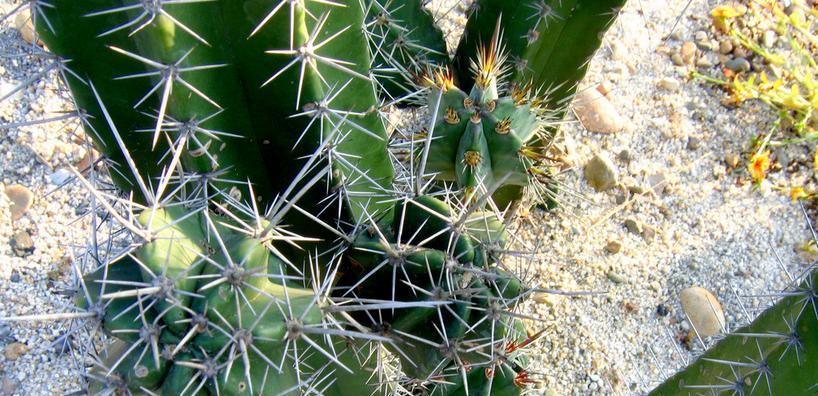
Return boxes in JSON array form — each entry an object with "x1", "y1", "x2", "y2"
[
  {"x1": 222, "y1": 0, "x2": 395, "y2": 220},
  {"x1": 36, "y1": 0, "x2": 394, "y2": 220},
  {"x1": 454, "y1": 0, "x2": 626, "y2": 113},
  {"x1": 650, "y1": 268, "x2": 818, "y2": 396},
  {"x1": 34, "y1": 0, "x2": 275, "y2": 204},
  {"x1": 365, "y1": 0, "x2": 448, "y2": 100}
]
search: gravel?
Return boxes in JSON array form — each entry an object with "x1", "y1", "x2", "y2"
[
  {"x1": 0, "y1": 4, "x2": 89, "y2": 392},
  {"x1": 509, "y1": 0, "x2": 812, "y2": 394},
  {"x1": 0, "y1": 0, "x2": 812, "y2": 395}
]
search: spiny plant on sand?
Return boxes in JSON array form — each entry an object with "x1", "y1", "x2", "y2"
[
  {"x1": 373, "y1": 0, "x2": 627, "y2": 209},
  {"x1": 650, "y1": 209, "x2": 818, "y2": 395},
  {"x1": 0, "y1": 0, "x2": 625, "y2": 395}
]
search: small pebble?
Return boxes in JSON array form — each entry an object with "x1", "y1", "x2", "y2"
[
  {"x1": 648, "y1": 173, "x2": 667, "y2": 195},
  {"x1": 584, "y1": 153, "x2": 619, "y2": 192},
  {"x1": 4, "y1": 342, "x2": 29, "y2": 361},
  {"x1": 624, "y1": 218, "x2": 642, "y2": 234},
  {"x1": 573, "y1": 89, "x2": 625, "y2": 134},
  {"x1": 656, "y1": 78, "x2": 680, "y2": 91},
  {"x1": 596, "y1": 81, "x2": 613, "y2": 96},
  {"x1": 763, "y1": 30, "x2": 777, "y2": 47},
  {"x1": 1, "y1": 377, "x2": 18, "y2": 396},
  {"x1": 605, "y1": 240, "x2": 622, "y2": 254},
  {"x1": 696, "y1": 55, "x2": 715, "y2": 68},
  {"x1": 0, "y1": 322, "x2": 12, "y2": 344},
  {"x1": 607, "y1": 271, "x2": 626, "y2": 284},
  {"x1": 670, "y1": 53, "x2": 684, "y2": 66},
  {"x1": 724, "y1": 153, "x2": 740, "y2": 168},
  {"x1": 718, "y1": 39, "x2": 734, "y2": 54},
  {"x1": 10, "y1": 231, "x2": 35, "y2": 257},
  {"x1": 686, "y1": 137, "x2": 700, "y2": 150},
  {"x1": 725, "y1": 57, "x2": 751, "y2": 73},
  {"x1": 694, "y1": 31, "x2": 708, "y2": 46},
  {"x1": 680, "y1": 41, "x2": 697, "y2": 64},
  {"x1": 4, "y1": 184, "x2": 34, "y2": 221},
  {"x1": 732, "y1": 46, "x2": 749, "y2": 58},
  {"x1": 618, "y1": 149, "x2": 633, "y2": 163},
  {"x1": 668, "y1": 30, "x2": 682, "y2": 41},
  {"x1": 680, "y1": 287, "x2": 726, "y2": 337},
  {"x1": 13, "y1": 9, "x2": 37, "y2": 45},
  {"x1": 642, "y1": 225, "x2": 656, "y2": 244},
  {"x1": 49, "y1": 168, "x2": 72, "y2": 186},
  {"x1": 9, "y1": 270, "x2": 20, "y2": 283},
  {"x1": 628, "y1": 184, "x2": 646, "y2": 195}
]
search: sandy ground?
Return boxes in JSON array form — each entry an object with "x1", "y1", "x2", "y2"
[{"x1": 0, "y1": 0, "x2": 814, "y2": 395}]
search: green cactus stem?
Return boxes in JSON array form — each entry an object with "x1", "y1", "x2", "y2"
[
  {"x1": 418, "y1": 30, "x2": 560, "y2": 208},
  {"x1": 454, "y1": 0, "x2": 626, "y2": 115},
  {"x1": 650, "y1": 267, "x2": 818, "y2": 395},
  {"x1": 365, "y1": 0, "x2": 448, "y2": 101}
]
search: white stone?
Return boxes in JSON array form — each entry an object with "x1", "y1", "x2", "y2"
[
  {"x1": 572, "y1": 88, "x2": 625, "y2": 134},
  {"x1": 680, "y1": 287, "x2": 725, "y2": 337}
]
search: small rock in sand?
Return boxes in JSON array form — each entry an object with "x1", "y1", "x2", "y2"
[
  {"x1": 4, "y1": 342, "x2": 29, "y2": 361},
  {"x1": 642, "y1": 225, "x2": 657, "y2": 244},
  {"x1": 656, "y1": 304, "x2": 670, "y2": 317},
  {"x1": 596, "y1": 81, "x2": 613, "y2": 96},
  {"x1": 1, "y1": 376, "x2": 18, "y2": 396},
  {"x1": 13, "y1": 10, "x2": 37, "y2": 45},
  {"x1": 724, "y1": 153, "x2": 741, "y2": 168},
  {"x1": 680, "y1": 41, "x2": 697, "y2": 64},
  {"x1": 49, "y1": 168, "x2": 72, "y2": 186},
  {"x1": 584, "y1": 153, "x2": 619, "y2": 192},
  {"x1": 4, "y1": 184, "x2": 34, "y2": 220},
  {"x1": 725, "y1": 57, "x2": 751, "y2": 73},
  {"x1": 605, "y1": 241, "x2": 622, "y2": 254},
  {"x1": 680, "y1": 287, "x2": 726, "y2": 337},
  {"x1": 607, "y1": 271, "x2": 626, "y2": 284},
  {"x1": 648, "y1": 172, "x2": 667, "y2": 195},
  {"x1": 687, "y1": 137, "x2": 701, "y2": 150},
  {"x1": 10, "y1": 231, "x2": 34, "y2": 257},
  {"x1": 718, "y1": 39, "x2": 734, "y2": 54},
  {"x1": 657, "y1": 78, "x2": 680, "y2": 91},
  {"x1": 624, "y1": 218, "x2": 642, "y2": 234},
  {"x1": 670, "y1": 53, "x2": 684, "y2": 66},
  {"x1": 573, "y1": 89, "x2": 624, "y2": 134}
]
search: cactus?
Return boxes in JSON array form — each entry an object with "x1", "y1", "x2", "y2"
[
  {"x1": 0, "y1": 0, "x2": 626, "y2": 395},
  {"x1": 454, "y1": 0, "x2": 627, "y2": 114},
  {"x1": 373, "y1": 1, "x2": 625, "y2": 207},
  {"x1": 416, "y1": 25, "x2": 560, "y2": 208},
  {"x1": 650, "y1": 265, "x2": 818, "y2": 395},
  {"x1": 365, "y1": 0, "x2": 448, "y2": 100}
]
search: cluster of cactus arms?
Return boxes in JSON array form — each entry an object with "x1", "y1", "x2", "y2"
[
  {"x1": 0, "y1": 0, "x2": 626, "y2": 395},
  {"x1": 650, "y1": 264, "x2": 818, "y2": 396}
]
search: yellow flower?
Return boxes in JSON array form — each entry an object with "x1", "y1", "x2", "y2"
[
  {"x1": 748, "y1": 150, "x2": 771, "y2": 182},
  {"x1": 791, "y1": 186, "x2": 807, "y2": 202},
  {"x1": 781, "y1": 84, "x2": 809, "y2": 110},
  {"x1": 711, "y1": 5, "x2": 745, "y2": 32}
]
